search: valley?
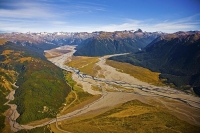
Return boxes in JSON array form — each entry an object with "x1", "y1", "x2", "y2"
[
  {"x1": 110, "y1": 31, "x2": 200, "y2": 91},
  {"x1": 1, "y1": 0, "x2": 200, "y2": 132},
  {"x1": 0, "y1": 42, "x2": 71, "y2": 132},
  {"x1": 46, "y1": 45, "x2": 200, "y2": 132},
  {"x1": 0, "y1": 31, "x2": 199, "y2": 133},
  {"x1": 3, "y1": 44, "x2": 200, "y2": 132}
]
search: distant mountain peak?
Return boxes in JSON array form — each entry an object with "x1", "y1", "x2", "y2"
[{"x1": 135, "y1": 28, "x2": 143, "y2": 32}]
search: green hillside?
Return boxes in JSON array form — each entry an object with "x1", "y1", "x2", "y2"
[{"x1": 0, "y1": 41, "x2": 71, "y2": 130}]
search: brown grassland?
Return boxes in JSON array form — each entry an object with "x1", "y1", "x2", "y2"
[
  {"x1": 106, "y1": 60, "x2": 165, "y2": 86},
  {"x1": 0, "y1": 39, "x2": 7, "y2": 45},
  {"x1": 44, "y1": 52, "x2": 61, "y2": 59},
  {"x1": 0, "y1": 68, "x2": 17, "y2": 91},
  {"x1": 0, "y1": 49, "x2": 18, "y2": 91},
  {"x1": 45, "y1": 49, "x2": 71, "y2": 59},
  {"x1": 2, "y1": 50, "x2": 14, "y2": 55},
  {"x1": 52, "y1": 100, "x2": 200, "y2": 133},
  {"x1": 17, "y1": 57, "x2": 32, "y2": 63},
  {"x1": 44, "y1": 52, "x2": 52, "y2": 58},
  {"x1": 66, "y1": 56, "x2": 101, "y2": 77}
]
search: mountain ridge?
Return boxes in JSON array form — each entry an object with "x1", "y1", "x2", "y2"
[
  {"x1": 0, "y1": 32, "x2": 96, "y2": 50},
  {"x1": 109, "y1": 31, "x2": 200, "y2": 94},
  {"x1": 0, "y1": 29, "x2": 164, "y2": 51},
  {"x1": 74, "y1": 30, "x2": 164, "y2": 56}
]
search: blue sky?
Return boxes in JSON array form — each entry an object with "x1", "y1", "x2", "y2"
[{"x1": 0, "y1": 0, "x2": 200, "y2": 33}]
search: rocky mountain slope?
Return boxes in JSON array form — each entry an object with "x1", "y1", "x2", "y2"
[
  {"x1": 74, "y1": 29, "x2": 164, "y2": 56},
  {"x1": 0, "y1": 32, "x2": 96, "y2": 50},
  {"x1": 109, "y1": 31, "x2": 200, "y2": 94}
]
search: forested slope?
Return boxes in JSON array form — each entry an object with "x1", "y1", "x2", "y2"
[
  {"x1": 109, "y1": 31, "x2": 200, "y2": 93},
  {"x1": 0, "y1": 41, "x2": 71, "y2": 130}
]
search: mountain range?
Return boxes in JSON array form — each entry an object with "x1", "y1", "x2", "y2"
[
  {"x1": 0, "y1": 29, "x2": 200, "y2": 132},
  {"x1": 0, "y1": 32, "x2": 95, "y2": 50},
  {"x1": 74, "y1": 29, "x2": 164, "y2": 56},
  {"x1": 0, "y1": 29, "x2": 163, "y2": 54},
  {"x1": 0, "y1": 29, "x2": 199, "y2": 95},
  {"x1": 109, "y1": 31, "x2": 200, "y2": 94}
]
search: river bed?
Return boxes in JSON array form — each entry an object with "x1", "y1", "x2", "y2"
[{"x1": 5, "y1": 45, "x2": 200, "y2": 132}]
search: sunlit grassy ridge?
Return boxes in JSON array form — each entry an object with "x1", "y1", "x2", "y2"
[
  {"x1": 57, "y1": 100, "x2": 200, "y2": 133},
  {"x1": 0, "y1": 68, "x2": 17, "y2": 91},
  {"x1": 66, "y1": 56, "x2": 100, "y2": 77},
  {"x1": 0, "y1": 39, "x2": 7, "y2": 45},
  {"x1": 106, "y1": 60, "x2": 165, "y2": 86}
]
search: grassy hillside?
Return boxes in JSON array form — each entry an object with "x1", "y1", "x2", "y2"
[
  {"x1": 66, "y1": 56, "x2": 100, "y2": 77},
  {"x1": 106, "y1": 60, "x2": 164, "y2": 86},
  {"x1": 53, "y1": 100, "x2": 200, "y2": 133},
  {"x1": 0, "y1": 39, "x2": 7, "y2": 45},
  {"x1": 0, "y1": 42, "x2": 71, "y2": 127}
]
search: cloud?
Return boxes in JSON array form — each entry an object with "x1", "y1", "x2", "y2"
[
  {"x1": 92, "y1": 15, "x2": 200, "y2": 33},
  {"x1": 94, "y1": 20, "x2": 143, "y2": 32},
  {"x1": 1, "y1": 14, "x2": 199, "y2": 33},
  {"x1": 0, "y1": 1, "x2": 58, "y2": 19},
  {"x1": 0, "y1": 1, "x2": 199, "y2": 33},
  {"x1": 0, "y1": 0, "x2": 107, "y2": 32}
]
